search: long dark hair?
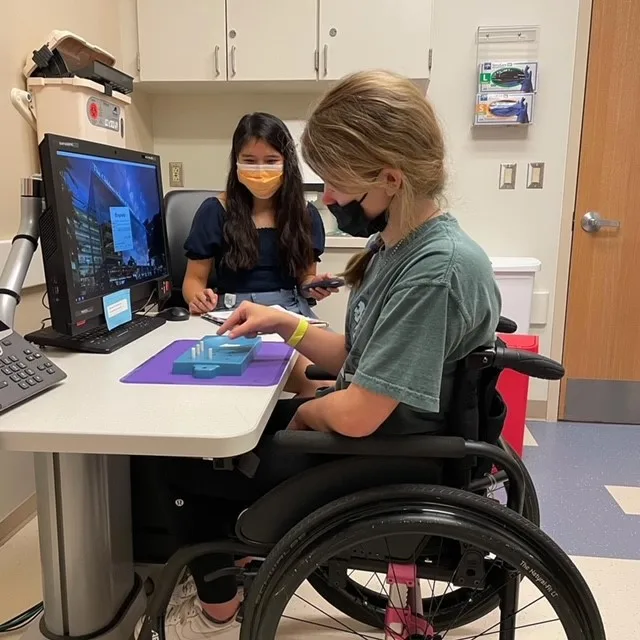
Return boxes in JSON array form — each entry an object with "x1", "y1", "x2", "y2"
[{"x1": 222, "y1": 113, "x2": 313, "y2": 276}]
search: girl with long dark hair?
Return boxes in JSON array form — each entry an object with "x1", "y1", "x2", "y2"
[
  {"x1": 182, "y1": 112, "x2": 333, "y2": 317},
  {"x1": 182, "y1": 112, "x2": 336, "y2": 395}
]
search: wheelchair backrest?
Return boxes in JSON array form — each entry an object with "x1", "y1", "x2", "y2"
[{"x1": 444, "y1": 337, "x2": 508, "y2": 485}]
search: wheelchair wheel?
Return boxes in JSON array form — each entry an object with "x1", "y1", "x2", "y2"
[
  {"x1": 307, "y1": 439, "x2": 540, "y2": 631},
  {"x1": 241, "y1": 485, "x2": 604, "y2": 639}
]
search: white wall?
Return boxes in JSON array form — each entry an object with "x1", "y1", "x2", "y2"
[
  {"x1": 0, "y1": 0, "x2": 154, "y2": 526},
  {"x1": 428, "y1": 0, "x2": 581, "y2": 402},
  {"x1": 152, "y1": 93, "x2": 319, "y2": 192},
  {"x1": 147, "y1": 0, "x2": 582, "y2": 404}
]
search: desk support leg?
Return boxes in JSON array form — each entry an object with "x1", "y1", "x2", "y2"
[{"x1": 27, "y1": 453, "x2": 145, "y2": 640}]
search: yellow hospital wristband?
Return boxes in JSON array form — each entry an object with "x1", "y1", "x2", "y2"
[{"x1": 287, "y1": 318, "x2": 310, "y2": 348}]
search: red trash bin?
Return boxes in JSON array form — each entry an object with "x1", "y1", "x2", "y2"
[{"x1": 496, "y1": 334, "x2": 539, "y2": 457}]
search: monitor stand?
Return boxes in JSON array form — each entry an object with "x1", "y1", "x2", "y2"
[{"x1": 25, "y1": 315, "x2": 166, "y2": 354}]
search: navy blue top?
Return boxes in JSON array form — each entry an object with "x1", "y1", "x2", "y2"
[{"x1": 184, "y1": 197, "x2": 325, "y2": 293}]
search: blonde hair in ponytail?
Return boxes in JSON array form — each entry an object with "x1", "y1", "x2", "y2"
[{"x1": 301, "y1": 70, "x2": 446, "y2": 287}]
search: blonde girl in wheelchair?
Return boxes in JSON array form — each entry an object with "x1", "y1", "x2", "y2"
[{"x1": 137, "y1": 70, "x2": 605, "y2": 640}]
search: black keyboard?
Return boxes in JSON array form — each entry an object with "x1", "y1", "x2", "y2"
[
  {"x1": 0, "y1": 330, "x2": 67, "y2": 414},
  {"x1": 25, "y1": 315, "x2": 167, "y2": 354}
]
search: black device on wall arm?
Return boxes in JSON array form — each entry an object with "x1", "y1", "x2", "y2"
[{"x1": 24, "y1": 134, "x2": 172, "y2": 354}]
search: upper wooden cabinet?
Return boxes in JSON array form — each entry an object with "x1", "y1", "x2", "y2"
[{"x1": 135, "y1": 0, "x2": 433, "y2": 86}]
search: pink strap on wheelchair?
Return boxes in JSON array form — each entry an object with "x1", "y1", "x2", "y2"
[{"x1": 384, "y1": 563, "x2": 436, "y2": 639}]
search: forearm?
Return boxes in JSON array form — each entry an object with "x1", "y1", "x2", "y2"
[
  {"x1": 294, "y1": 384, "x2": 398, "y2": 437},
  {"x1": 182, "y1": 275, "x2": 206, "y2": 305},
  {"x1": 299, "y1": 262, "x2": 317, "y2": 286},
  {"x1": 277, "y1": 315, "x2": 347, "y2": 375},
  {"x1": 298, "y1": 393, "x2": 349, "y2": 434},
  {"x1": 296, "y1": 389, "x2": 387, "y2": 438}
]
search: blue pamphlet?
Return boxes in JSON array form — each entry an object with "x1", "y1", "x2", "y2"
[
  {"x1": 102, "y1": 289, "x2": 133, "y2": 331},
  {"x1": 109, "y1": 206, "x2": 134, "y2": 253}
]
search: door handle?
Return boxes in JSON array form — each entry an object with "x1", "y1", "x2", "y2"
[
  {"x1": 581, "y1": 211, "x2": 621, "y2": 233},
  {"x1": 230, "y1": 46, "x2": 237, "y2": 77},
  {"x1": 214, "y1": 45, "x2": 220, "y2": 77},
  {"x1": 323, "y1": 44, "x2": 328, "y2": 77}
]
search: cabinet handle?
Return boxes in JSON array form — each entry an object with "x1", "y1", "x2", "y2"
[
  {"x1": 323, "y1": 44, "x2": 328, "y2": 77},
  {"x1": 231, "y1": 45, "x2": 237, "y2": 77},
  {"x1": 214, "y1": 45, "x2": 220, "y2": 77}
]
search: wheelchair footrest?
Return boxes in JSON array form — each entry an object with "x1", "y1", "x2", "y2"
[{"x1": 385, "y1": 563, "x2": 437, "y2": 639}]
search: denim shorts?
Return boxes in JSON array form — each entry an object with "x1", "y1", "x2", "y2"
[{"x1": 218, "y1": 288, "x2": 317, "y2": 318}]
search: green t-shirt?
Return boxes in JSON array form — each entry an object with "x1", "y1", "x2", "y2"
[{"x1": 335, "y1": 213, "x2": 501, "y2": 435}]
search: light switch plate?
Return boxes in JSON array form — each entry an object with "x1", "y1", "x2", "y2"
[
  {"x1": 499, "y1": 163, "x2": 517, "y2": 190},
  {"x1": 169, "y1": 162, "x2": 184, "y2": 188},
  {"x1": 527, "y1": 162, "x2": 545, "y2": 189}
]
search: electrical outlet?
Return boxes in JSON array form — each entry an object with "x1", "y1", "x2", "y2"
[{"x1": 169, "y1": 162, "x2": 184, "y2": 188}]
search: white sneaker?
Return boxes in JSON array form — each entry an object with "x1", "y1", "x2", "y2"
[
  {"x1": 133, "y1": 575, "x2": 198, "y2": 639},
  {"x1": 164, "y1": 596, "x2": 239, "y2": 640},
  {"x1": 169, "y1": 575, "x2": 198, "y2": 606}
]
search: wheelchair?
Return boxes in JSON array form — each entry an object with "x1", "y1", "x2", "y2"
[{"x1": 137, "y1": 318, "x2": 605, "y2": 640}]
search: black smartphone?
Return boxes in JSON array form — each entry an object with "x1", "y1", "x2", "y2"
[{"x1": 300, "y1": 277, "x2": 345, "y2": 292}]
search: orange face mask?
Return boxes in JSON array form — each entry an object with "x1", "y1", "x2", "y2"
[{"x1": 237, "y1": 164, "x2": 284, "y2": 200}]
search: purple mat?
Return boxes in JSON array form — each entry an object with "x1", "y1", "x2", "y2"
[{"x1": 121, "y1": 340, "x2": 294, "y2": 387}]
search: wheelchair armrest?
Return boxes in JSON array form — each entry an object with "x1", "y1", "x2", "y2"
[
  {"x1": 467, "y1": 346, "x2": 565, "y2": 381},
  {"x1": 497, "y1": 316, "x2": 518, "y2": 334},
  {"x1": 305, "y1": 364, "x2": 338, "y2": 381},
  {"x1": 272, "y1": 431, "x2": 467, "y2": 458},
  {"x1": 494, "y1": 347, "x2": 565, "y2": 380}
]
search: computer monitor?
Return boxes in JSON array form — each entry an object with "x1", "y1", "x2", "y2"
[{"x1": 38, "y1": 134, "x2": 170, "y2": 336}]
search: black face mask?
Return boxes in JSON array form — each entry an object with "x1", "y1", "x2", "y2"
[{"x1": 328, "y1": 194, "x2": 388, "y2": 238}]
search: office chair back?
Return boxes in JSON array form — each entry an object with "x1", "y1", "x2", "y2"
[{"x1": 163, "y1": 190, "x2": 220, "y2": 306}]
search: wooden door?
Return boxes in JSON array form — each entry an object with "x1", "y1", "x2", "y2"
[
  {"x1": 226, "y1": 0, "x2": 317, "y2": 81},
  {"x1": 562, "y1": 0, "x2": 640, "y2": 423},
  {"x1": 318, "y1": 0, "x2": 433, "y2": 80},
  {"x1": 137, "y1": 0, "x2": 227, "y2": 82}
]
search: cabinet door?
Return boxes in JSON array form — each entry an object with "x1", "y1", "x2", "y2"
[
  {"x1": 137, "y1": 0, "x2": 227, "y2": 82},
  {"x1": 319, "y1": 0, "x2": 433, "y2": 80},
  {"x1": 226, "y1": 0, "x2": 318, "y2": 81}
]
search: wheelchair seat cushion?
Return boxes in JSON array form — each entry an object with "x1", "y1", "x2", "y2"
[{"x1": 235, "y1": 456, "x2": 443, "y2": 545}]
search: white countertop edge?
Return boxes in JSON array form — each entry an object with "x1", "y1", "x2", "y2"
[
  {"x1": 491, "y1": 257, "x2": 542, "y2": 273},
  {"x1": 323, "y1": 238, "x2": 542, "y2": 274},
  {"x1": 0, "y1": 430, "x2": 263, "y2": 458},
  {"x1": 325, "y1": 235, "x2": 369, "y2": 249}
]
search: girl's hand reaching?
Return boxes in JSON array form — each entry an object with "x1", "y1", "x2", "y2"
[{"x1": 216, "y1": 301, "x2": 298, "y2": 340}]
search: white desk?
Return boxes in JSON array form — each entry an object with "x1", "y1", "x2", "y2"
[
  {"x1": 0, "y1": 318, "x2": 294, "y2": 457},
  {"x1": 0, "y1": 318, "x2": 295, "y2": 640}
]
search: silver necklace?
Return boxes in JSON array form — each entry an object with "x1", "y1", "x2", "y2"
[{"x1": 381, "y1": 209, "x2": 442, "y2": 261}]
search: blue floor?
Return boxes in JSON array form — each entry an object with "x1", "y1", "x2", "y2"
[{"x1": 525, "y1": 421, "x2": 640, "y2": 560}]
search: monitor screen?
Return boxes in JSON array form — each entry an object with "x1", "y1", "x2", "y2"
[{"x1": 54, "y1": 149, "x2": 168, "y2": 304}]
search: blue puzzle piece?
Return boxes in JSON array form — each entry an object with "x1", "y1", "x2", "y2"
[
  {"x1": 172, "y1": 336, "x2": 262, "y2": 379},
  {"x1": 193, "y1": 365, "x2": 221, "y2": 379}
]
